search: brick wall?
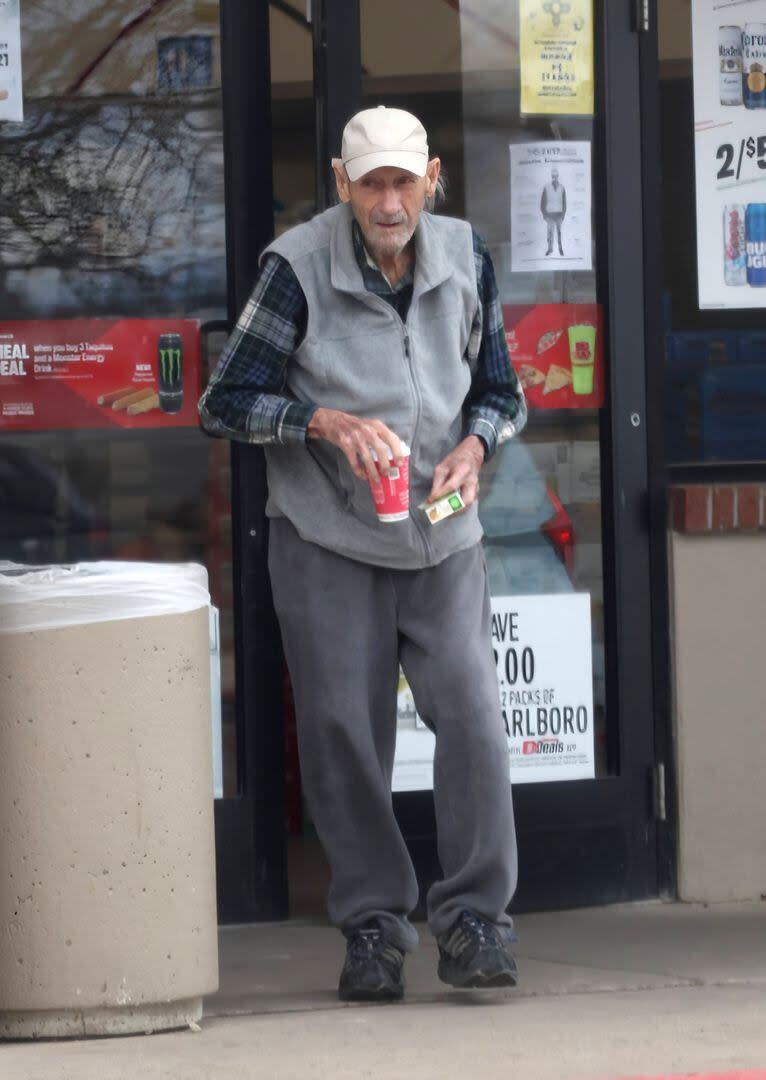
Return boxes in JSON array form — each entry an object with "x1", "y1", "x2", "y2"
[{"x1": 671, "y1": 484, "x2": 766, "y2": 534}]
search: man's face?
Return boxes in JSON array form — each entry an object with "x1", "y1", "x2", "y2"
[
  {"x1": 552, "y1": 169, "x2": 559, "y2": 184},
  {"x1": 333, "y1": 159, "x2": 441, "y2": 260}
]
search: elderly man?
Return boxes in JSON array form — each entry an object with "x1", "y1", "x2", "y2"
[{"x1": 200, "y1": 106, "x2": 527, "y2": 1002}]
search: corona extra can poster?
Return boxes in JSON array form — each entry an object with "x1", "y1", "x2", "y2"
[{"x1": 0, "y1": 318, "x2": 200, "y2": 431}]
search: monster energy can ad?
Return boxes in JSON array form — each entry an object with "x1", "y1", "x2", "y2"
[{"x1": 157, "y1": 333, "x2": 184, "y2": 414}]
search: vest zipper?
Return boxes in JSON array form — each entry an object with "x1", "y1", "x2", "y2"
[
  {"x1": 362, "y1": 294, "x2": 431, "y2": 562},
  {"x1": 401, "y1": 328, "x2": 431, "y2": 563}
]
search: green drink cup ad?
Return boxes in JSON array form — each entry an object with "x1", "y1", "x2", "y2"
[{"x1": 568, "y1": 323, "x2": 597, "y2": 396}]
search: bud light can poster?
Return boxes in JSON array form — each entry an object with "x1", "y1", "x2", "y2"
[
  {"x1": 692, "y1": 2, "x2": 766, "y2": 308},
  {"x1": 0, "y1": 319, "x2": 200, "y2": 431}
]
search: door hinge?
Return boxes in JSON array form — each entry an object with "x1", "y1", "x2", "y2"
[
  {"x1": 653, "y1": 762, "x2": 667, "y2": 821},
  {"x1": 632, "y1": 0, "x2": 650, "y2": 33}
]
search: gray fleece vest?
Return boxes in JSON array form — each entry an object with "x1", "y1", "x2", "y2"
[{"x1": 262, "y1": 202, "x2": 483, "y2": 570}]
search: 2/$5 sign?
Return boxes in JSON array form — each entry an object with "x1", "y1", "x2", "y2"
[{"x1": 0, "y1": 342, "x2": 28, "y2": 376}]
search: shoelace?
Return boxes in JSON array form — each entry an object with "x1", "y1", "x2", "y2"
[
  {"x1": 347, "y1": 929, "x2": 402, "y2": 967},
  {"x1": 460, "y1": 911, "x2": 499, "y2": 947},
  {"x1": 443, "y1": 911, "x2": 502, "y2": 958},
  {"x1": 348, "y1": 929, "x2": 381, "y2": 962}
]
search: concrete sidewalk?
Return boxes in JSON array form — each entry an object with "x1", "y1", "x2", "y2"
[{"x1": 3, "y1": 900, "x2": 766, "y2": 1079}]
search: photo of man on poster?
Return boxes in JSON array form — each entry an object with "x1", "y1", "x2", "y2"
[{"x1": 541, "y1": 166, "x2": 567, "y2": 256}]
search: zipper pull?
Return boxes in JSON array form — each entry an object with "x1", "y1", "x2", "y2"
[{"x1": 404, "y1": 334, "x2": 411, "y2": 357}]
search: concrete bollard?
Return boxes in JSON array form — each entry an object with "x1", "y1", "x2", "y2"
[{"x1": 0, "y1": 563, "x2": 219, "y2": 1038}]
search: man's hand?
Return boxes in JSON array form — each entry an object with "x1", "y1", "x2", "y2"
[
  {"x1": 428, "y1": 435, "x2": 485, "y2": 510},
  {"x1": 308, "y1": 407, "x2": 404, "y2": 487}
]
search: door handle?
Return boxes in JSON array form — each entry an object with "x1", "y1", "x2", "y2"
[{"x1": 632, "y1": 0, "x2": 650, "y2": 34}]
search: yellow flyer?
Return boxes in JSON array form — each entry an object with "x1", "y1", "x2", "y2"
[{"x1": 520, "y1": 0, "x2": 594, "y2": 117}]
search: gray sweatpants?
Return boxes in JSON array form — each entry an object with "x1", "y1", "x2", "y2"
[{"x1": 268, "y1": 517, "x2": 518, "y2": 952}]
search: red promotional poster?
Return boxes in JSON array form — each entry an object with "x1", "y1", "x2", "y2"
[
  {"x1": 503, "y1": 304, "x2": 605, "y2": 409},
  {"x1": 0, "y1": 319, "x2": 201, "y2": 432}
]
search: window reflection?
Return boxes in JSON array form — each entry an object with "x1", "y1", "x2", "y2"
[{"x1": 0, "y1": 2, "x2": 236, "y2": 796}]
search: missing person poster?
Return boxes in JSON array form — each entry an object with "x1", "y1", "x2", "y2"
[
  {"x1": 510, "y1": 141, "x2": 593, "y2": 273},
  {"x1": 693, "y1": 3, "x2": 766, "y2": 308},
  {"x1": 0, "y1": 318, "x2": 201, "y2": 431},
  {"x1": 392, "y1": 593, "x2": 595, "y2": 791},
  {"x1": 0, "y1": 0, "x2": 23, "y2": 122},
  {"x1": 520, "y1": 0, "x2": 594, "y2": 117}
]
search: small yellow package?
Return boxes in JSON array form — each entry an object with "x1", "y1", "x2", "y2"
[{"x1": 419, "y1": 491, "x2": 465, "y2": 525}]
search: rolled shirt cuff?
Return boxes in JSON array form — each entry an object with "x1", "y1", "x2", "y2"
[
  {"x1": 467, "y1": 416, "x2": 497, "y2": 460},
  {"x1": 276, "y1": 400, "x2": 318, "y2": 444}
]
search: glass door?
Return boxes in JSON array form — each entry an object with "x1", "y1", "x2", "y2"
[
  {"x1": 237, "y1": 0, "x2": 659, "y2": 918},
  {"x1": 345, "y1": 0, "x2": 658, "y2": 909}
]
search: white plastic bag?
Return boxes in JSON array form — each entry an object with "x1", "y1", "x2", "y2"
[{"x1": 0, "y1": 561, "x2": 210, "y2": 634}]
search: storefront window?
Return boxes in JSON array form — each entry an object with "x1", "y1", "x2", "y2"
[
  {"x1": 0, "y1": 1, "x2": 237, "y2": 796},
  {"x1": 660, "y1": 1, "x2": 766, "y2": 465},
  {"x1": 359, "y1": 0, "x2": 610, "y2": 786}
]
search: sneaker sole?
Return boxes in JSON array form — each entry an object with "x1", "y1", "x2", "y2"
[
  {"x1": 438, "y1": 964, "x2": 518, "y2": 990},
  {"x1": 338, "y1": 985, "x2": 404, "y2": 1003}
]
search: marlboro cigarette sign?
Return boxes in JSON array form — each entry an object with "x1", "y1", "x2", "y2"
[{"x1": 0, "y1": 318, "x2": 201, "y2": 431}]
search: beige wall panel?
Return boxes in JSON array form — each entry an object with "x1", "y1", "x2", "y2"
[
  {"x1": 361, "y1": 0, "x2": 461, "y2": 77},
  {"x1": 659, "y1": 0, "x2": 692, "y2": 61},
  {"x1": 670, "y1": 533, "x2": 766, "y2": 902},
  {"x1": 270, "y1": 6, "x2": 313, "y2": 85}
]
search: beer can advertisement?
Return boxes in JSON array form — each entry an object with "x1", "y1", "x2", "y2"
[
  {"x1": 0, "y1": 0, "x2": 23, "y2": 123},
  {"x1": 392, "y1": 594, "x2": 595, "y2": 791},
  {"x1": 0, "y1": 318, "x2": 201, "y2": 431},
  {"x1": 503, "y1": 303, "x2": 605, "y2": 410},
  {"x1": 692, "y1": 2, "x2": 766, "y2": 307},
  {"x1": 519, "y1": 0, "x2": 594, "y2": 117}
]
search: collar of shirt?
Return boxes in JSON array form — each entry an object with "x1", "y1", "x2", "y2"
[{"x1": 351, "y1": 220, "x2": 415, "y2": 296}]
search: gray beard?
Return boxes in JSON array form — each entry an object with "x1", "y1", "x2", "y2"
[{"x1": 364, "y1": 224, "x2": 415, "y2": 261}]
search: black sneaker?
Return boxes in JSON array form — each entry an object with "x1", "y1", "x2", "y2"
[
  {"x1": 437, "y1": 910, "x2": 518, "y2": 989},
  {"x1": 338, "y1": 926, "x2": 405, "y2": 1002}
]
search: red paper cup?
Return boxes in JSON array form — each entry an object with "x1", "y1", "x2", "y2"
[{"x1": 369, "y1": 443, "x2": 411, "y2": 523}]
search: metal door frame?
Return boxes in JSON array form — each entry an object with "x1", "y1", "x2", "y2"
[{"x1": 214, "y1": 0, "x2": 287, "y2": 923}]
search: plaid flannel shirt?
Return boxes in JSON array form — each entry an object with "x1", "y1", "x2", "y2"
[{"x1": 199, "y1": 220, "x2": 527, "y2": 459}]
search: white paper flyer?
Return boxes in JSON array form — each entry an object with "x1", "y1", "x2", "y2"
[
  {"x1": 0, "y1": 0, "x2": 23, "y2": 123},
  {"x1": 510, "y1": 141, "x2": 592, "y2": 273}
]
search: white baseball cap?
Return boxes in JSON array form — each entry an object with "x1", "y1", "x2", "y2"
[{"x1": 341, "y1": 106, "x2": 429, "y2": 182}]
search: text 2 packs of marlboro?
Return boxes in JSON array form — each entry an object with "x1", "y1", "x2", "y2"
[{"x1": 0, "y1": 319, "x2": 201, "y2": 432}]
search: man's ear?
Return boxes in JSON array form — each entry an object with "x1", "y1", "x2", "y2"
[
  {"x1": 332, "y1": 159, "x2": 351, "y2": 204},
  {"x1": 425, "y1": 157, "x2": 441, "y2": 199}
]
